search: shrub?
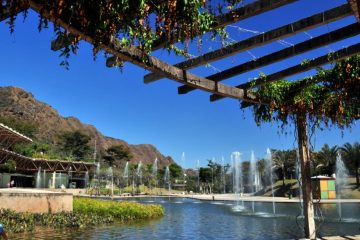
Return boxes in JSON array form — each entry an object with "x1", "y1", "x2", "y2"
[
  {"x1": 0, "y1": 197, "x2": 164, "y2": 233},
  {"x1": 74, "y1": 197, "x2": 164, "y2": 221}
]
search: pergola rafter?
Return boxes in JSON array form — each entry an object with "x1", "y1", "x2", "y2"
[
  {"x1": 210, "y1": 42, "x2": 360, "y2": 101},
  {"x1": 144, "y1": 4, "x2": 353, "y2": 84},
  {"x1": 26, "y1": 0, "x2": 256, "y2": 102},
  {"x1": 0, "y1": 148, "x2": 95, "y2": 173},
  {"x1": 106, "y1": 0, "x2": 297, "y2": 67},
  {"x1": 178, "y1": 22, "x2": 360, "y2": 94}
]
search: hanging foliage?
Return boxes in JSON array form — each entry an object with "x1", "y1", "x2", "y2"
[
  {"x1": 2, "y1": 0, "x2": 241, "y2": 66},
  {"x1": 242, "y1": 55, "x2": 360, "y2": 129}
]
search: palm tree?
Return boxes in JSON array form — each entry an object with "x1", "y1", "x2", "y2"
[
  {"x1": 340, "y1": 142, "x2": 360, "y2": 188},
  {"x1": 315, "y1": 144, "x2": 338, "y2": 176},
  {"x1": 272, "y1": 150, "x2": 296, "y2": 187}
]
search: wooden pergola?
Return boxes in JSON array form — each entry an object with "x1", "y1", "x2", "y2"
[
  {"x1": 0, "y1": 122, "x2": 94, "y2": 174},
  {"x1": 0, "y1": 148, "x2": 95, "y2": 174},
  {"x1": 0, "y1": 123, "x2": 33, "y2": 149},
  {"x1": 2, "y1": 1, "x2": 360, "y2": 239}
]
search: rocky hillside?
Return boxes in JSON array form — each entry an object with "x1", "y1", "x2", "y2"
[{"x1": 0, "y1": 86, "x2": 174, "y2": 166}]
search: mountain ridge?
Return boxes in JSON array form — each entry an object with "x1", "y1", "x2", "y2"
[{"x1": 0, "y1": 86, "x2": 174, "y2": 166}]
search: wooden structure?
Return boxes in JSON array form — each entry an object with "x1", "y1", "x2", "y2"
[
  {"x1": 0, "y1": 148, "x2": 95, "y2": 174},
  {"x1": 0, "y1": 122, "x2": 95, "y2": 173},
  {"x1": 0, "y1": 123, "x2": 32, "y2": 149},
  {"x1": 2, "y1": 1, "x2": 360, "y2": 239},
  {"x1": 312, "y1": 176, "x2": 336, "y2": 199}
]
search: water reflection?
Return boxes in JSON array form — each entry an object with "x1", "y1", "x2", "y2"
[{"x1": 10, "y1": 198, "x2": 360, "y2": 240}]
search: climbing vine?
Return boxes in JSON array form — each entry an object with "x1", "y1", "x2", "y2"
[
  {"x1": 242, "y1": 55, "x2": 360, "y2": 129},
  {"x1": 2, "y1": 0, "x2": 242, "y2": 67}
]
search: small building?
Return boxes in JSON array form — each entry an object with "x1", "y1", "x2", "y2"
[
  {"x1": 311, "y1": 176, "x2": 336, "y2": 199},
  {"x1": 0, "y1": 123, "x2": 95, "y2": 189}
]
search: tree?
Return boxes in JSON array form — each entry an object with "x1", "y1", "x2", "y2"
[
  {"x1": 103, "y1": 144, "x2": 132, "y2": 167},
  {"x1": 0, "y1": 116, "x2": 38, "y2": 138},
  {"x1": 272, "y1": 149, "x2": 296, "y2": 187},
  {"x1": 241, "y1": 56, "x2": 360, "y2": 239},
  {"x1": 199, "y1": 167, "x2": 212, "y2": 193},
  {"x1": 0, "y1": 159, "x2": 16, "y2": 173},
  {"x1": 14, "y1": 142, "x2": 56, "y2": 159},
  {"x1": 314, "y1": 144, "x2": 338, "y2": 176},
  {"x1": 340, "y1": 142, "x2": 360, "y2": 188},
  {"x1": 256, "y1": 159, "x2": 267, "y2": 188},
  {"x1": 59, "y1": 131, "x2": 91, "y2": 160},
  {"x1": 169, "y1": 163, "x2": 182, "y2": 181}
]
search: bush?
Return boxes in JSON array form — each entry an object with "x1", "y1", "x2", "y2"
[
  {"x1": 74, "y1": 197, "x2": 164, "y2": 221},
  {"x1": 0, "y1": 197, "x2": 164, "y2": 233},
  {"x1": 0, "y1": 159, "x2": 16, "y2": 173}
]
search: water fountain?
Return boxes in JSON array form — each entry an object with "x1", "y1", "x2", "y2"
[
  {"x1": 68, "y1": 166, "x2": 73, "y2": 188},
  {"x1": 231, "y1": 151, "x2": 244, "y2": 208},
  {"x1": 152, "y1": 158, "x2": 158, "y2": 193},
  {"x1": 97, "y1": 163, "x2": 101, "y2": 185},
  {"x1": 266, "y1": 148, "x2": 276, "y2": 215},
  {"x1": 335, "y1": 152, "x2": 349, "y2": 221},
  {"x1": 221, "y1": 156, "x2": 226, "y2": 194},
  {"x1": 197, "y1": 160, "x2": 200, "y2": 193},
  {"x1": 43, "y1": 169, "x2": 46, "y2": 188},
  {"x1": 137, "y1": 161, "x2": 142, "y2": 186},
  {"x1": 123, "y1": 161, "x2": 129, "y2": 188},
  {"x1": 251, "y1": 151, "x2": 262, "y2": 192},
  {"x1": 52, "y1": 171, "x2": 56, "y2": 189},
  {"x1": 85, "y1": 171, "x2": 89, "y2": 188},
  {"x1": 58, "y1": 172, "x2": 62, "y2": 188},
  {"x1": 181, "y1": 152, "x2": 185, "y2": 184},
  {"x1": 164, "y1": 165, "x2": 171, "y2": 194},
  {"x1": 35, "y1": 167, "x2": 42, "y2": 188},
  {"x1": 250, "y1": 151, "x2": 256, "y2": 212},
  {"x1": 107, "y1": 167, "x2": 114, "y2": 196}
]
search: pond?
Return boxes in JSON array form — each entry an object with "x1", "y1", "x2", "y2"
[{"x1": 11, "y1": 197, "x2": 360, "y2": 239}]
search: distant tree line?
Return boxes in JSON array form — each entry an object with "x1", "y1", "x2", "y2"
[{"x1": 184, "y1": 142, "x2": 360, "y2": 194}]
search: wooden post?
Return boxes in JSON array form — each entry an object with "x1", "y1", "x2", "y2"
[{"x1": 296, "y1": 113, "x2": 316, "y2": 239}]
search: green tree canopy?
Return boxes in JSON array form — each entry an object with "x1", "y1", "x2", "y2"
[
  {"x1": 242, "y1": 56, "x2": 360, "y2": 129},
  {"x1": 313, "y1": 144, "x2": 338, "y2": 176},
  {"x1": 340, "y1": 142, "x2": 360, "y2": 188},
  {"x1": 59, "y1": 130, "x2": 91, "y2": 161},
  {"x1": 272, "y1": 149, "x2": 296, "y2": 187},
  {"x1": 0, "y1": 116, "x2": 38, "y2": 138},
  {"x1": 103, "y1": 144, "x2": 132, "y2": 167},
  {"x1": 169, "y1": 163, "x2": 182, "y2": 181}
]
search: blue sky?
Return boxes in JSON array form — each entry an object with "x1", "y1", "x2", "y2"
[{"x1": 0, "y1": 0, "x2": 359, "y2": 168}]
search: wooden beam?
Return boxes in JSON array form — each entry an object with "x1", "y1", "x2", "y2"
[
  {"x1": 29, "y1": 1, "x2": 250, "y2": 101},
  {"x1": 179, "y1": 22, "x2": 360, "y2": 94},
  {"x1": 210, "y1": 42, "x2": 360, "y2": 102},
  {"x1": 152, "y1": 0, "x2": 297, "y2": 50},
  {"x1": 144, "y1": 4, "x2": 352, "y2": 84},
  {"x1": 348, "y1": 0, "x2": 360, "y2": 22},
  {"x1": 108, "y1": 0, "x2": 297, "y2": 67},
  {"x1": 106, "y1": 0, "x2": 296, "y2": 68}
]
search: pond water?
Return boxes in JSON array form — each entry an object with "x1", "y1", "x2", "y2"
[{"x1": 11, "y1": 197, "x2": 360, "y2": 239}]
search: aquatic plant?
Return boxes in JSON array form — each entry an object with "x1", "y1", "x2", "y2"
[{"x1": 0, "y1": 197, "x2": 164, "y2": 233}]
